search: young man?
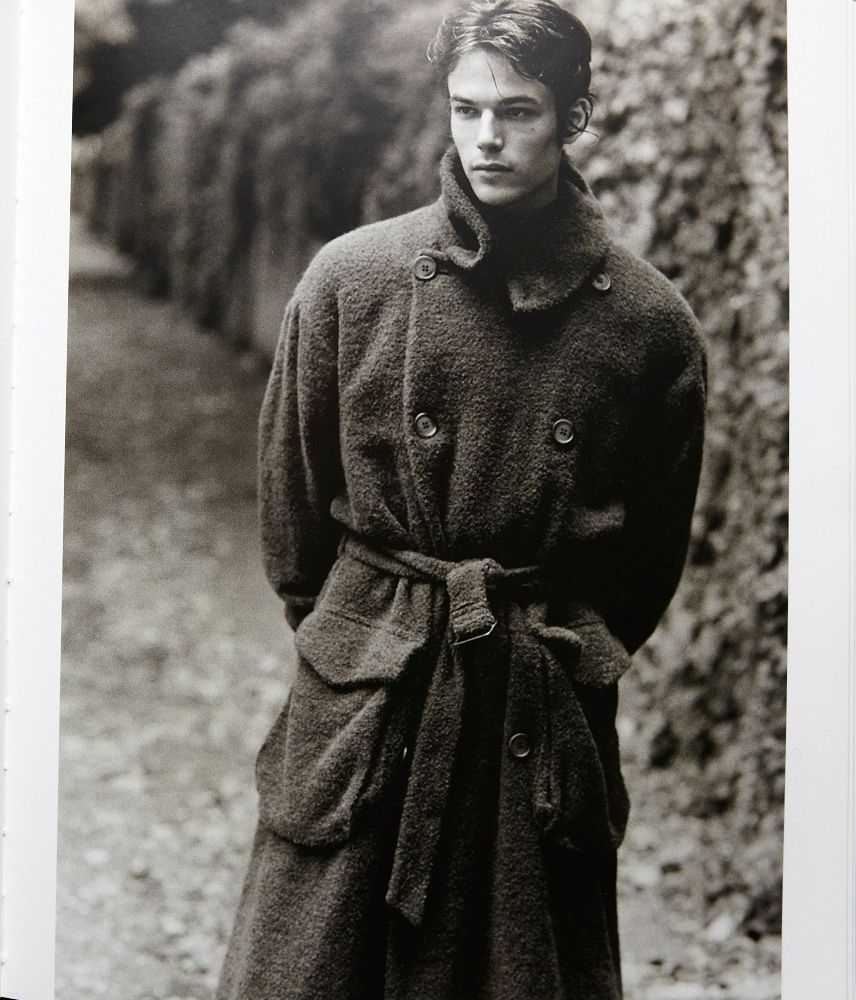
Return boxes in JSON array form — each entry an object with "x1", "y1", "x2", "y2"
[{"x1": 217, "y1": 2, "x2": 706, "y2": 998}]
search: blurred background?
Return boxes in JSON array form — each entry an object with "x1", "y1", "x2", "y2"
[{"x1": 62, "y1": 1, "x2": 787, "y2": 998}]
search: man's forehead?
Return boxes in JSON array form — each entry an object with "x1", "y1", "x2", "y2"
[{"x1": 447, "y1": 50, "x2": 552, "y2": 104}]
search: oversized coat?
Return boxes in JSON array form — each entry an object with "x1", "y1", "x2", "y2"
[{"x1": 216, "y1": 148, "x2": 707, "y2": 1000}]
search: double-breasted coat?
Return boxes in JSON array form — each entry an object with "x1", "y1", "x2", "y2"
[{"x1": 216, "y1": 148, "x2": 707, "y2": 1000}]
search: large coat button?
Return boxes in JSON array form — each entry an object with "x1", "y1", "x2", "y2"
[
  {"x1": 508, "y1": 733, "x2": 531, "y2": 759},
  {"x1": 414, "y1": 412, "x2": 438, "y2": 438},
  {"x1": 552, "y1": 419, "x2": 575, "y2": 445},
  {"x1": 412, "y1": 255, "x2": 437, "y2": 281},
  {"x1": 591, "y1": 271, "x2": 611, "y2": 292}
]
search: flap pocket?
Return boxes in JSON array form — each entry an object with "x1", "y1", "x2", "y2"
[
  {"x1": 533, "y1": 600, "x2": 630, "y2": 851},
  {"x1": 571, "y1": 616, "x2": 631, "y2": 686},
  {"x1": 258, "y1": 566, "x2": 428, "y2": 846},
  {"x1": 294, "y1": 608, "x2": 425, "y2": 687},
  {"x1": 539, "y1": 599, "x2": 631, "y2": 686},
  {"x1": 533, "y1": 663, "x2": 629, "y2": 853}
]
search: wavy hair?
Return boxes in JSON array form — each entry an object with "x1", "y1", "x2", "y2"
[{"x1": 427, "y1": 0, "x2": 594, "y2": 140}]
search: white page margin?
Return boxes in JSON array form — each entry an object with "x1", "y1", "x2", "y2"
[
  {"x1": 782, "y1": 0, "x2": 855, "y2": 998},
  {"x1": 0, "y1": 3, "x2": 74, "y2": 999},
  {"x1": 0, "y1": 0, "x2": 853, "y2": 997}
]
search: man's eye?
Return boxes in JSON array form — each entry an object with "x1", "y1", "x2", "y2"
[
  {"x1": 452, "y1": 106, "x2": 477, "y2": 117},
  {"x1": 505, "y1": 107, "x2": 535, "y2": 120}
]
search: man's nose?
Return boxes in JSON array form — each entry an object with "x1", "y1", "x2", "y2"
[{"x1": 476, "y1": 111, "x2": 503, "y2": 150}]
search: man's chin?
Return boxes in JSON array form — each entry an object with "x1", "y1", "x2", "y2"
[{"x1": 468, "y1": 181, "x2": 519, "y2": 208}]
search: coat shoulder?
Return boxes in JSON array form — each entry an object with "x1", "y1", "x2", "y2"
[
  {"x1": 605, "y1": 242, "x2": 706, "y2": 379},
  {"x1": 296, "y1": 202, "x2": 444, "y2": 299}
]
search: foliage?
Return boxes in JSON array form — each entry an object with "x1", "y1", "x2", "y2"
[{"x1": 73, "y1": 0, "x2": 293, "y2": 133}]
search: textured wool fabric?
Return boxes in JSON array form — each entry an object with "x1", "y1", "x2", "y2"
[{"x1": 217, "y1": 148, "x2": 707, "y2": 1000}]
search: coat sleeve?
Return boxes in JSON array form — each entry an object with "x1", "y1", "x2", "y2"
[
  {"x1": 258, "y1": 261, "x2": 345, "y2": 629},
  {"x1": 597, "y1": 321, "x2": 708, "y2": 657},
  {"x1": 553, "y1": 309, "x2": 707, "y2": 673}
]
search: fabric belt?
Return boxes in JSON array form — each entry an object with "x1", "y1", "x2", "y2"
[
  {"x1": 339, "y1": 533, "x2": 623, "y2": 929},
  {"x1": 342, "y1": 533, "x2": 542, "y2": 644}
]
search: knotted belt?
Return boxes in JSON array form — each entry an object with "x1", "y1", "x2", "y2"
[{"x1": 340, "y1": 534, "x2": 629, "y2": 928}]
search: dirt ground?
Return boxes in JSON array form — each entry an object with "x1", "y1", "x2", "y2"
[{"x1": 56, "y1": 217, "x2": 781, "y2": 1000}]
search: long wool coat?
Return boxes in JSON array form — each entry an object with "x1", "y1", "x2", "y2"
[{"x1": 216, "y1": 148, "x2": 707, "y2": 1000}]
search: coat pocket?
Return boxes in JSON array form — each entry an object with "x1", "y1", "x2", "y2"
[
  {"x1": 564, "y1": 609, "x2": 630, "y2": 847},
  {"x1": 570, "y1": 678, "x2": 630, "y2": 849},
  {"x1": 539, "y1": 599, "x2": 631, "y2": 686},
  {"x1": 255, "y1": 605, "x2": 425, "y2": 847},
  {"x1": 533, "y1": 606, "x2": 630, "y2": 852},
  {"x1": 533, "y1": 660, "x2": 629, "y2": 853}
]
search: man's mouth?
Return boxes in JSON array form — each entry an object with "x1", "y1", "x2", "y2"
[{"x1": 472, "y1": 162, "x2": 512, "y2": 172}]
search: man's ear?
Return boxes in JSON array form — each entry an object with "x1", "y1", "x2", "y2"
[{"x1": 564, "y1": 97, "x2": 593, "y2": 144}]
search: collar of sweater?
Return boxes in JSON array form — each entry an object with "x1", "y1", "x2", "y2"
[{"x1": 434, "y1": 146, "x2": 610, "y2": 313}]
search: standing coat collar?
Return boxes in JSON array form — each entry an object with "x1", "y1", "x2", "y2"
[{"x1": 435, "y1": 146, "x2": 610, "y2": 313}]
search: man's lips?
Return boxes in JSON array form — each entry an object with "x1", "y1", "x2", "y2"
[{"x1": 472, "y1": 162, "x2": 512, "y2": 172}]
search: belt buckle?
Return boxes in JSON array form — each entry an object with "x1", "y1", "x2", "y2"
[{"x1": 452, "y1": 619, "x2": 496, "y2": 646}]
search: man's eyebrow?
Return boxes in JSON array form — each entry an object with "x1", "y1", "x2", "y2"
[{"x1": 449, "y1": 94, "x2": 541, "y2": 105}]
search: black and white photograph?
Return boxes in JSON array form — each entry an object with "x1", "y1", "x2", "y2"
[{"x1": 58, "y1": 1, "x2": 788, "y2": 997}]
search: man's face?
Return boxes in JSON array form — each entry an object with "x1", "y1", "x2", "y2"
[{"x1": 447, "y1": 48, "x2": 563, "y2": 216}]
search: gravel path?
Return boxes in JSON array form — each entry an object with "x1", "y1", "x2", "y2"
[
  {"x1": 59, "y1": 216, "x2": 288, "y2": 1000},
  {"x1": 57, "y1": 218, "x2": 780, "y2": 1000}
]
